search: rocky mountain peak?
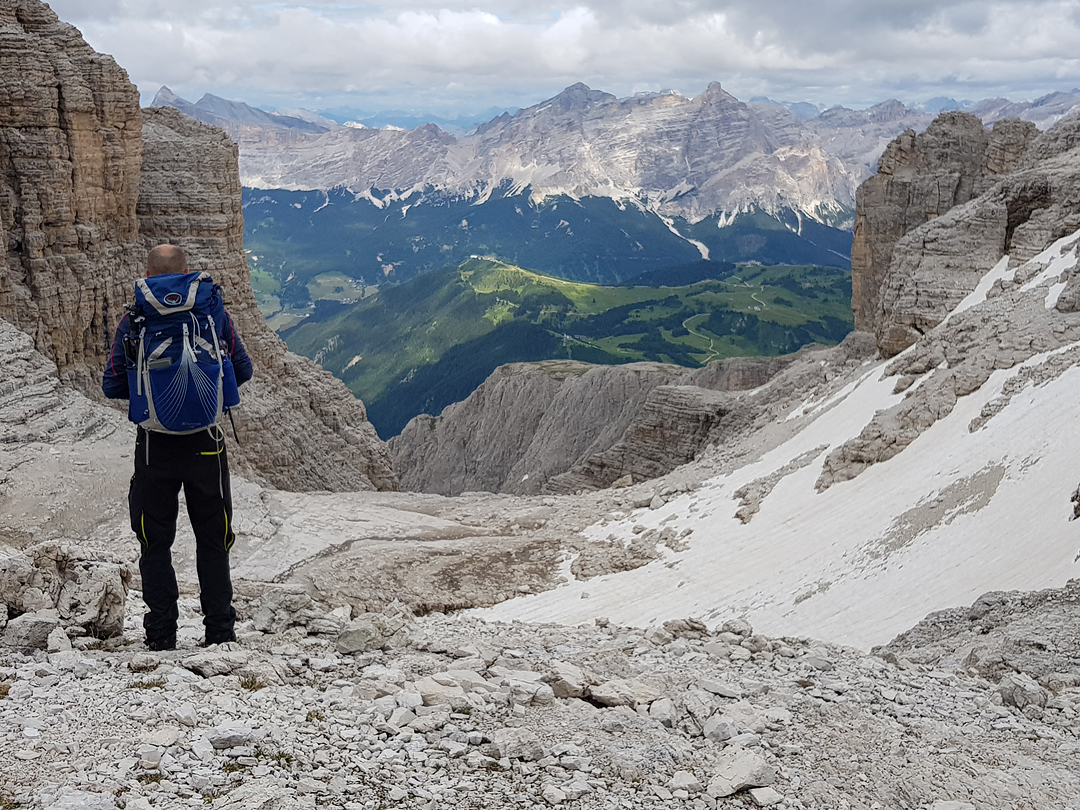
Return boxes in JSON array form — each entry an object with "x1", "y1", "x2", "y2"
[
  {"x1": 864, "y1": 98, "x2": 910, "y2": 123},
  {"x1": 851, "y1": 109, "x2": 1039, "y2": 351},
  {"x1": 696, "y1": 81, "x2": 738, "y2": 105},
  {"x1": 545, "y1": 82, "x2": 617, "y2": 113}
]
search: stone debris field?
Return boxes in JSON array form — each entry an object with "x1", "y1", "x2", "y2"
[{"x1": 2, "y1": 577, "x2": 1079, "y2": 810}]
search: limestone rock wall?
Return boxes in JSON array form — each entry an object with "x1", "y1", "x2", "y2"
[
  {"x1": 851, "y1": 112, "x2": 1037, "y2": 355},
  {"x1": 390, "y1": 360, "x2": 691, "y2": 496},
  {"x1": 391, "y1": 354, "x2": 800, "y2": 496},
  {"x1": 138, "y1": 107, "x2": 396, "y2": 492},
  {"x1": 855, "y1": 115, "x2": 1080, "y2": 360},
  {"x1": 545, "y1": 336, "x2": 875, "y2": 495},
  {"x1": 0, "y1": 1, "x2": 395, "y2": 493},
  {"x1": 0, "y1": 0, "x2": 144, "y2": 392},
  {"x1": 543, "y1": 385, "x2": 746, "y2": 494}
]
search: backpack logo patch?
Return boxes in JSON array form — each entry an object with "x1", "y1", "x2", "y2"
[{"x1": 163, "y1": 292, "x2": 183, "y2": 306}]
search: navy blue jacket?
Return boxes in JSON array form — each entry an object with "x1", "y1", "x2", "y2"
[{"x1": 102, "y1": 309, "x2": 254, "y2": 402}]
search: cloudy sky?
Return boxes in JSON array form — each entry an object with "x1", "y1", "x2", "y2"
[{"x1": 47, "y1": 0, "x2": 1080, "y2": 117}]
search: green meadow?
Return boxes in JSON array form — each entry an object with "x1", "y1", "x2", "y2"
[{"x1": 279, "y1": 258, "x2": 852, "y2": 438}]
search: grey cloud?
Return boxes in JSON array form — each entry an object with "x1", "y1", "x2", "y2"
[{"x1": 48, "y1": 0, "x2": 1080, "y2": 115}]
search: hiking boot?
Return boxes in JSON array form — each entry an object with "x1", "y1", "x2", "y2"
[
  {"x1": 200, "y1": 630, "x2": 236, "y2": 647},
  {"x1": 146, "y1": 636, "x2": 176, "y2": 652}
]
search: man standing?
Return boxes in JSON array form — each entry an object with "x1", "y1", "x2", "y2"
[{"x1": 103, "y1": 245, "x2": 253, "y2": 651}]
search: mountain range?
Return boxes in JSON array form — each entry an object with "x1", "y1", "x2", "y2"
[{"x1": 154, "y1": 84, "x2": 1080, "y2": 230}]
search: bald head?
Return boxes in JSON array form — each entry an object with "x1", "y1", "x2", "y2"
[{"x1": 147, "y1": 244, "x2": 188, "y2": 277}]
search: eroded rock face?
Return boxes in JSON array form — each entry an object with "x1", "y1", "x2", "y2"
[
  {"x1": 877, "y1": 579, "x2": 1080, "y2": 686},
  {"x1": 390, "y1": 361, "x2": 691, "y2": 496},
  {"x1": 0, "y1": 542, "x2": 132, "y2": 638},
  {"x1": 545, "y1": 385, "x2": 746, "y2": 494},
  {"x1": 138, "y1": 107, "x2": 396, "y2": 492},
  {"x1": 851, "y1": 112, "x2": 1037, "y2": 354},
  {"x1": 0, "y1": 0, "x2": 144, "y2": 392},
  {"x1": 391, "y1": 355, "x2": 795, "y2": 496},
  {"x1": 0, "y1": 1, "x2": 395, "y2": 493}
]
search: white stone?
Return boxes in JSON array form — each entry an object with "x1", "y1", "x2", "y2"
[
  {"x1": 542, "y1": 785, "x2": 566, "y2": 805},
  {"x1": 703, "y1": 714, "x2": 737, "y2": 743},
  {"x1": 562, "y1": 779, "x2": 592, "y2": 800},
  {"x1": 749, "y1": 787, "x2": 784, "y2": 806},
  {"x1": 706, "y1": 748, "x2": 776, "y2": 798},
  {"x1": 490, "y1": 727, "x2": 545, "y2": 761},
  {"x1": 414, "y1": 674, "x2": 466, "y2": 705},
  {"x1": 143, "y1": 727, "x2": 181, "y2": 747},
  {"x1": 1, "y1": 612, "x2": 60, "y2": 650},
  {"x1": 544, "y1": 660, "x2": 588, "y2": 698},
  {"x1": 182, "y1": 650, "x2": 250, "y2": 677},
  {"x1": 46, "y1": 627, "x2": 72, "y2": 652},
  {"x1": 207, "y1": 722, "x2": 254, "y2": 749},
  {"x1": 587, "y1": 678, "x2": 661, "y2": 706},
  {"x1": 998, "y1": 672, "x2": 1048, "y2": 709},
  {"x1": 670, "y1": 771, "x2": 704, "y2": 793},
  {"x1": 190, "y1": 736, "x2": 215, "y2": 762},
  {"x1": 388, "y1": 707, "x2": 417, "y2": 728},
  {"x1": 41, "y1": 788, "x2": 117, "y2": 810},
  {"x1": 698, "y1": 678, "x2": 740, "y2": 698},
  {"x1": 174, "y1": 702, "x2": 198, "y2": 727},
  {"x1": 649, "y1": 697, "x2": 677, "y2": 726}
]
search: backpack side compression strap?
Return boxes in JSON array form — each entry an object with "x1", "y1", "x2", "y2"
[{"x1": 136, "y1": 271, "x2": 212, "y2": 316}]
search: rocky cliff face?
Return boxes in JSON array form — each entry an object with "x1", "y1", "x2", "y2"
[
  {"x1": 0, "y1": 0, "x2": 143, "y2": 392},
  {"x1": 391, "y1": 361, "x2": 693, "y2": 497},
  {"x1": 850, "y1": 112, "x2": 1037, "y2": 353},
  {"x1": 853, "y1": 111, "x2": 1080, "y2": 359},
  {"x1": 390, "y1": 354, "x2": 802, "y2": 496},
  {"x1": 0, "y1": 1, "x2": 395, "y2": 493}
]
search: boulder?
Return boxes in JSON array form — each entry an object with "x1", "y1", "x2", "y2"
[
  {"x1": 182, "y1": 649, "x2": 251, "y2": 678},
  {"x1": 1, "y1": 612, "x2": 60, "y2": 651},
  {"x1": 207, "y1": 723, "x2": 255, "y2": 749},
  {"x1": 414, "y1": 675, "x2": 467, "y2": 706},
  {"x1": 587, "y1": 678, "x2": 662, "y2": 707},
  {"x1": 543, "y1": 660, "x2": 590, "y2": 698},
  {"x1": 489, "y1": 728, "x2": 545, "y2": 761},
  {"x1": 706, "y1": 748, "x2": 777, "y2": 798},
  {"x1": 336, "y1": 612, "x2": 408, "y2": 653},
  {"x1": 0, "y1": 543, "x2": 131, "y2": 638},
  {"x1": 998, "y1": 672, "x2": 1048, "y2": 709}
]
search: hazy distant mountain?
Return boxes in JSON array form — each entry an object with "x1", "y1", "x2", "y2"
[
  {"x1": 969, "y1": 89, "x2": 1080, "y2": 127},
  {"x1": 750, "y1": 96, "x2": 824, "y2": 120},
  {"x1": 918, "y1": 97, "x2": 972, "y2": 114},
  {"x1": 315, "y1": 106, "x2": 519, "y2": 134},
  {"x1": 176, "y1": 81, "x2": 874, "y2": 228},
  {"x1": 150, "y1": 87, "x2": 328, "y2": 135}
]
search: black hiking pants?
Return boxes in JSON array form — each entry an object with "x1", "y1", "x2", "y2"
[{"x1": 129, "y1": 426, "x2": 237, "y2": 646}]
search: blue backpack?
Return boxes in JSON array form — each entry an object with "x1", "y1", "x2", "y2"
[{"x1": 126, "y1": 272, "x2": 240, "y2": 433}]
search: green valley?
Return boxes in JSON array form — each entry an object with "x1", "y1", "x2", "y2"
[{"x1": 279, "y1": 257, "x2": 853, "y2": 438}]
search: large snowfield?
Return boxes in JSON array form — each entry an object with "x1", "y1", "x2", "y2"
[{"x1": 479, "y1": 236, "x2": 1080, "y2": 649}]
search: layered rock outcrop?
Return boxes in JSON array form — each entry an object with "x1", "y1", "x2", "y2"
[
  {"x1": 817, "y1": 114, "x2": 1080, "y2": 488},
  {"x1": 0, "y1": 0, "x2": 143, "y2": 391},
  {"x1": 391, "y1": 361, "x2": 691, "y2": 496},
  {"x1": 544, "y1": 385, "x2": 746, "y2": 494},
  {"x1": 851, "y1": 112, "x2": 1037, "y2": 354},
  {"x1": 0, "y1": 0, "x2": 395, "y2": 493},
  {"x1": 391, "y1": 355, "x2": 795, "y2": 496}
]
